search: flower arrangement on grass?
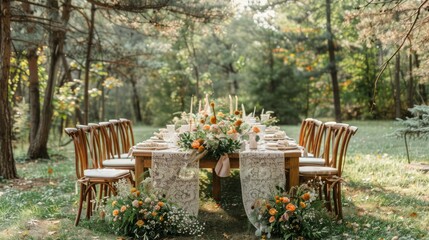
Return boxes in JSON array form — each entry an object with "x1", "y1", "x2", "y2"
[
  {"x1": 105, "y1": 179, "x2": 204, "y2": 240},
  {"x1": 178, "y1": 102, "x2": 259, "y2": 159},
  {"x1": 251, "y1": 182, "x2": 332, "y2": 240}
]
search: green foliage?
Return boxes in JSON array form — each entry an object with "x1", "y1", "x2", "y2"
[
  {"x1": 251, "y1": 182, "x2": 332, "y2": 239},
  {"x1": 393, "y1": 105, "x2": 429, "y2": 139},
  {"x1": 105, "y1": 180, "x2": 204, "y2": 239}
]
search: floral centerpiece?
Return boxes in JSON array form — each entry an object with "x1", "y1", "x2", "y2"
[
  {"x1": 177, "y1": 102, "x2": 259, "y2": 160},
  {"x1": 105, "y1": 179, "x2": 204, "y2": 240},
  {"x1": 250, "y1": 182, "x2": 332, "y2": 240}
]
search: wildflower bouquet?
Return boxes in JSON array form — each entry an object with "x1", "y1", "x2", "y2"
[
  {"x1": 178, "y1": 102, "x2": 258, "y2": 160},
  {"x1": 251, "y1": 183, "x2": 332, "y2": 240},
  {"x1": 105, "y1": 179, "x2": 204, "y2": 240}
]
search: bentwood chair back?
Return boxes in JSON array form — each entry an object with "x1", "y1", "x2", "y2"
[
  {"x1": 109, "y1": 119, "x2": 130, "y2": 156},
  {"x1": 119, "y1": 118, "x2": 135, "y2": 151},
  {"x1": 298, "y1": 118, "x2": 317, "y2": 153}
]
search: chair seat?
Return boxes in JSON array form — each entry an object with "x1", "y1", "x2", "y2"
[
  {"x1": 103, "y1": 158, "x2": 135, "y2": 167},
  {"x1": 299, "y1": 166, "x2": 338, "y2": 175},
  {"x1": 299, "y1": 157, "x2": 324, "y2": 166},
  {"x1": 84, "y1": 168, "x2": 130, "y2": 178}
]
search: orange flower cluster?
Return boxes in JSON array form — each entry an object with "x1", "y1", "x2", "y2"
[
  {"x1": 252, "y1": 126, "x2": 260, "y2": 133},
  {"x1": 301, "y1": 192, "x2": 310, "y2": 201},
  {"x1": 136, "y1": 219, "x2": 144, "y2": 227}
]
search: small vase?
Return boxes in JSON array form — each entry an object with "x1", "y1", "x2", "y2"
[{"x1": 249, "y1": 133, "x2": 258, "y2": 150}]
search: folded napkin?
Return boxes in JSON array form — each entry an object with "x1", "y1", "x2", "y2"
[{"x1": 135, "y1": 141, "x2": 168, "y2": 149}]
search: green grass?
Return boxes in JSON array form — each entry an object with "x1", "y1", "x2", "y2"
[{"x1": 1, "y1": 121, "x2": 428, "y2": 239}]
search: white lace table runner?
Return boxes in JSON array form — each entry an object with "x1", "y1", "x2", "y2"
[
  {"x1": 240, "y1": 150, "x2": 285, "y2": 227},
  {"x1": 151, "y1": 150, "x2": 199, "y2": 216}
]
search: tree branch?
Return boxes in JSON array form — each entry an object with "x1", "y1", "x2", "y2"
[{"x1": 372, "y1": 0, "x2": 428, "y2": 110}]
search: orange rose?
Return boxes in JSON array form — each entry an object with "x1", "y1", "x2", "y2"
[
  {"x1": 269, "y1": 216, "x2": 276, "y2": 223},
  {"x1": 157, "y1": 202, "x2": 164, "y2": 207},
  {"x1": 120, "y1": 206, "x2": 127, "y2": 212},
  {"x1": 286, "y1": 203, "x2": 296, "y2": 212},
  {"x1": 227, "y1": 128, "x2": 237, "y2": 135},
  {"x1": 198, "y1": 145, "x2": 205, "y2": 153},
  {"x1": 269, "y1": 208, "x2": 278, "y2": 216},
  {"x1": 112, "y1": 209, "x2": 119, "y2": 216},
  {"x1": 275, "y1": 200, "x2": 280, "y2": 204},
  {"x1": 266, "y1": 204, "x2": 271, "y2": 209},
  {"x1": 234, "y1": 110, "x2": 241, "y2": 115},
  {"x1": 275, "y1": 196, "x2": 279, "y2": 200},
  {"x1": 136, "y1": 219, "x2": 144, "y2": 227},
  {"x1": 151, "y1": 212, "x2": 157, "y2": 216},
  {"x1": 252, "y1": 126, "x2": 260, "y2": 133},
  {"x1": 234, "y1": 119, "x2": 243, "y2": 127},
  {"x1": 191, "y1": 140, "x2": 200, "y2": 149},
  {"x1": 300, "y1": 202, "x2": 306, "y2": 208},
  {"x1": 282, "y1": 197, "x2": 290, "y2": 203},
  {"x1": 138, "y1": 201, "x2": 143, "y2": 206},
  {"x1": 130, "y1": 187, "x2": 137, "y2": 193},
  {"x1": 203, "y1": 124, "x2": 211, "y2": 131},
  {"x1": 210, "y1": 116, "x2": 217, "y2": 124},
  {"x1": 302, "y1": 192, "x2": 310, "y2": 201}
]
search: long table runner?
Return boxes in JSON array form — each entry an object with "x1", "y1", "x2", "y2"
[
  {"x1": 152, "y1": 150, "x2": 200, "y2": 216},
  {"x1": 239, "y1": 150, "x2": 285, "y2": 227},
  {"x1": 151, "y1": 149, "x2": 285, "y2": 221}
]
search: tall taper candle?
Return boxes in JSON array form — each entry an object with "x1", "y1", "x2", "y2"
[
  {"x1": 229, "y1": 95, "x2": 233, "y2": 114},
  {"x1": 190, "y1": 96, "x2": 193, "y2": 114},
  {"x1": 235, "y1": 95, "x2": 238, "y2": 110}
]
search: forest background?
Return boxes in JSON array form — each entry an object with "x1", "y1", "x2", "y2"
[{"x1": 1, "y1": 0, "x2": 428, "y2": 179}]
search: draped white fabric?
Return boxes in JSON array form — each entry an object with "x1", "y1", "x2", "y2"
[
  {"x1": 239, "y1": 150, "x2": 285, "y2": 227},
  {"x1": 152, "y1": 150, "x2": 200, "y2": 216}
]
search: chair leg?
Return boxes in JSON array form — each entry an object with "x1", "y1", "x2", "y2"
[
  {"x1": 332, "y1": 183, "x2": 339, "y2": 216},
  {"x1": 86, "y1": 184, "x2": 96, "y2": 219},
  {"x1": 337, "y1": 183, "x2": 343, "y2": 219},
  {"x1": 324, "y1": 183, "x2": 332, "y2": 212},
  {"x1": 74, "y1": 184, "x2": 86, "y2": 226}
]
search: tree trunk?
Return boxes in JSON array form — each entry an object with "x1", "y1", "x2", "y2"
[
  {"x1": 83, "y1": 4, "x2": 96, "y2": 125},
  {"x1": 27, "y1": 48, "x2": 40, "y2": 143},
  {"x1": 414, "y1": 53, "x2": 427, "y2": 104},
  {"x1": 130, "y1": 78, "x2": 143, "y2": 122},
  {"x1": 394, "y1": 51, "x2": 401, "y2": 118},
  {"x1": 407, "y1": 52, "x2": 414, "y2": 108},
  {"x1": 22, "y1": 1, "x2": 40, "y2": 143},
  {"x1": 27, "y1": 0, "x2": 72, "y2": 160},
  {"x1": 326, "y1": 0, "x2": 341, "y2": 122},
  {"x1": 0, "y1": 0, "x2": 18, "y2": 179}
]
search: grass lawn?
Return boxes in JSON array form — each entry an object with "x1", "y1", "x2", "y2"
[{"x1": 0, "y1": 121, "x2": 428, "y2": 239}]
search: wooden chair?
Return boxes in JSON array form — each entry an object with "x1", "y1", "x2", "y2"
[
  {"x1": 65, "y1": 127, "x2": 131, "y2": 226},
  {"x1": 95, "y1": 122, "x2": 135, "y2": 170},
  {"x1": 298, "y1": 118, "x2": 315, "y2": 152},
  {"x1": 109, "y1": 119, "x2": 133, "y2": 158},
  {"x1": 119, "y1": 118, "x2": 135, "y2": 151},
  {"x1": 299, "y1": 124, "x2": 358, "y2": 218},
  {"x1": 299, "y1": 120, "x2": 326, "y2": 166}
]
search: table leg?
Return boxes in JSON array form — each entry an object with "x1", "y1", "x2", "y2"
[
  {"x1": 212, "y1": 168, "x2": 221, "y2": 202},
  {"x1": 287, "y1": 156, "x2": 299, "y2": 190},
  {"x1": 135, "y1": 156, "x2": 143, "y2": 187}
]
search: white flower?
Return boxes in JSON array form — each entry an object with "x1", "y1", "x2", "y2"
[
  {"x1": 132, "y1": 199, "x2": 139, "y2": 208},
  {"x1": 144, "y1": 197, "x2": 151, "y2": 203}
]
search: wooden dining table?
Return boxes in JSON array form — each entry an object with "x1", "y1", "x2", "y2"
[{"x1": 132, "y1": 149, "x2": 301, "y2": 201}]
